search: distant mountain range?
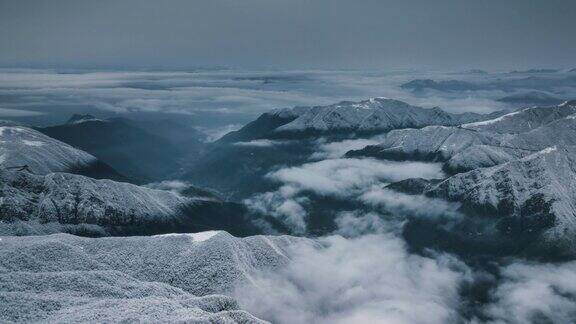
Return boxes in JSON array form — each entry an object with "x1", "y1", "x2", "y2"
[
  {"x1": 348, "y1": 101, "x2": 576, "y2": 171},
  {"x1": 401, "y1": 73, "x2": 576, "y2": 93},
  {"x1": 219, "y1": 98, "x2": 500, "y2": 142},
  {"x1": 497, "y1": 91, "x2": 565, "y2": 106}
]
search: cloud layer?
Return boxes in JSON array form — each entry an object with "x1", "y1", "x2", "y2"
[
  {"x1": 235, "y1": 233, "x2": 469, "y2": 324},
  {"x1": 481, "y1": 261, "x2": 576, "y2": 323},
  {"x1": 244, "y1": 157, "x2": 445, "y2": 234},
  {"x1": 0, "y1": 68, "x2": 527, "y2": 128}
]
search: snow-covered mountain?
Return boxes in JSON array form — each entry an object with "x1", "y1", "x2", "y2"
[
  {"x1": 219, "y1": 98, "x2": 499, "y2": 142},
  {"x1": 349, "y1": 101, "x2": 576, "y2": 173},
  {"x1": 461, "y1": 100, "x2": 576, "y2": 134},
  {"x1": 0, "y1": 231, "x2": 312, "y2": 322},
  {"x1": 275, "y1": 98, "x2": 478, "y2": 133},
  {"x1": 0, "y1": 121, "x2": 258, "y2": 236},
  {"x1": 0, "y1": 169, "x2": 258, "y2": 237},
  {"x1": 191, "y1": 98, "x2": 501, "y2": 199},
  {"x1": 347, "y1": 126, "x2": 508, "y2": 171},
  {"x1": 427, "y1": 146, "x2": 576, "y2": 253},
  {"x1": 341, "y1": 101, "x2": 576, "y2": 255},
  {"x1": 0, "y1": 121, "x2": 99, "y2": 175}
]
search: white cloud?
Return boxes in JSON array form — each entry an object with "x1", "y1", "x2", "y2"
[
  {"x1": 235, "y1": 233, "x2": 470, "y2": 324},
  {"x1": 244, "y1": 186, "x2": 310, "y2": 234},
  {"x1": 310, "y1": 136, "x2": 385, "y2": 159},
  {"x1": 360, "y1": 187, "x2": 462, "y2": 221},
  {"x1": 233, "y1": 139, "x2": 290, "y2": 147},
  {"x1": 144, "y1": 180, "x2": 190, "y2": 194},
  {"x1": 269, "y1": 158, "x2": 444, "y2": 198},
  {"x1": 0, "y1": 68, "x2": 520, "y2": 127},
  {"x1": 198, "y1": 124, "x2": 243, "y2": 142},
  {"x1": 334, "y1": 211, "x2": 394, "y2": 237},
  {"x1": 481, "y1": 260, "x2": 576, "y2": 324},
  {"x1": 245, "y1": 158, "x2": 445, "y2": 233}
]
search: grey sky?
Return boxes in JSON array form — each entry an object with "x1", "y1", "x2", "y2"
[{"x1": 0, "y1": 0, "x2": 575, "y2": 70}]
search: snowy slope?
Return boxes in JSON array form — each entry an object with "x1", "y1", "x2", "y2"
[
  {"x1": 0, "y1": 121, "x2": 98, "y2": 175},
  {"x1": 0, "y1": 169, "x2": 257, "y2": 236},
  {"x1": 0, "y1": 232, "x2": 312, "y2": 322},
  {"x1": 461, "y1": 100, "x2": 576, "y2": 133},
  {"x1": 504, "y1": 114, "x2": 576, "y2": 151},
  {"x1": 351, "y1": 103, "x2": 576, "y2": 173},
  {"x1": 275, "y1": 98, "x2": 487, "y2": 133},
  {"x1": 346, "y1": 125, "x2": 528, "y2": 172},
  {"x1": 428, "y1": 146, "x2": 576, "y2": 251},
  {"x1": 354, "y1": 125, "x2": 502, "y2": 160},
  {"x1": 0, "y1": 169, "x2": 188, "y2": 234},
  {"x1": 219, "y1": 98, "x2": 498, "y2": 142}
]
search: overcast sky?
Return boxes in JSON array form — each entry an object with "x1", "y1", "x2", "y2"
[{"x1": 0, "y1": 0, "x2": 575, "y2": 70}]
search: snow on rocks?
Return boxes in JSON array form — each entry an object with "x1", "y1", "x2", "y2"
[
  {"x1": 427, "y1": 146, "x2": 576, "y2": 251},
  {"x1": 461, "y1": 100, "x2": 576, "y2": 134},
  {"x1": 275, "y1": 98, "x2": 486, "y2": 134},
  {"x1": 352, "y1": 102, "x2": 576, "y2": 173}
]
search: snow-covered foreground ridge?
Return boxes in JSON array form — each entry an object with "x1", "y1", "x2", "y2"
[{"x1": 0, "y1": 231, "x2": 312, "y2": 323}]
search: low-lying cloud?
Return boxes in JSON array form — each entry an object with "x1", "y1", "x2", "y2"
[
  {"x1": 269, "y1": 158, "x2": 444, "y2": 197},
  {"x1": 0, "y1": 107, "x2": 44, "y2": 117},
  {"x1": 198, "y1": 123, "x2": 243, "y2": 142},
  {"x1": 244, "y1": 158, "x2": 444, "y2": 233},
  {"x1": 144, "y1": 180, "x2": 191, "y2": 194},
  {"x1": 233, "y1": 139, "x2": 290, "y2": 147},
  {"x1": 310, "y1": 137, "x2": 385, "y2": 160},
  {"x1": 0, "y1": 68, "x2": 536, "y2": 128},
  {"x1": 480, "y1": 260, "x2": 576, "y2": 323},
  {"x1": 360, "y1": 187, "x2": 462, "y2": 221},
  {"x1": 235, "y1": 233, "x2": 470, "y2": 324}
]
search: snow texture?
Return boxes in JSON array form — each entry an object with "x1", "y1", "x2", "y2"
[
  {"x1": 0, "y1": 169, "x2": 202, "y2": 235},
  {"x1": 362, "y1": 101, "x2": 576, "y2": 172},
  {"x1": 428, "y1": 146, "x2": 576, "y2": 250},
  {"x1": 0, "y1": 231, "x2": 311, "y2": 323},
  {"x1": 273, "y1": 98, "x2": 490, "y2": 133},
  {"x1": 0, "y1": 122, "x2": 97, "y2": 174}
]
